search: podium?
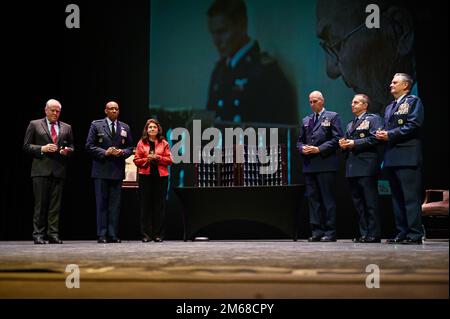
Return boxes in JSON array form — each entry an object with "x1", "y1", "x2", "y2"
[{"x1": 174, "y1": 185, "x2": 305, "y2": 241}]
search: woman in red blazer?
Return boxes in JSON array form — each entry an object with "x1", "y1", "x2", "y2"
[{"x1": 133, "y1": 119, "x2": 173, "y2": 242}]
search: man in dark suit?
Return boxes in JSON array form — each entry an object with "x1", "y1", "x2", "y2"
[
  {"x1": 297, "y1": 91, "x2": 343, "y2": 242},
  {"x1": 23, "y1": 99, "x2": 74, "y2": 244},
  {"x1": 376, "y1": 73, "x2": 424, "y2": 245},
  {"x1": 340, "y1": 94, "x2": 382, "y2": 243},
  {"x1": 85, "y1": 101, "x2": 133, "y2": 243},
  {"x1": 206, "y1": 0, "x2": 297, "y2": 125}
]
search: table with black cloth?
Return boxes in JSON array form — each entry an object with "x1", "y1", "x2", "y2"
[{"x1": 174, "y1": 185, "x2": 305, "y2": 241}]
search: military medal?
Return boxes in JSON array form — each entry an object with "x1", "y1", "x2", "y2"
[
  {"x1": 321, "y1": 118, "x2": 331, "y2": 127},
  {"x1": 357, "y1": 120, "x2": 370, "y2": 130},
  {"x1": 360, "y1": 133, "x2": 365, "y2": 138},
  {"x1": 234, "y1": 78, "x2": 248, "y2": 91},
  {"x1": 397, "y1": 102, "x2": 410, "y2": 115},
  {"x1": 398, "y1": 119, "x2": 404, "y2": 124},
  {"x1": 122, "y1": 138, "x2": 125, "y2": 144}
]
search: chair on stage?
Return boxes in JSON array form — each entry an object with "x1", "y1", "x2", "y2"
[{"x1": 421, "y1": 189, "x2": 449, "y2": 240}]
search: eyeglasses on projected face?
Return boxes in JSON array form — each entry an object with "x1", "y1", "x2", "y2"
[
  {"x1": 319, "y1": 22, "x2": 366, "y2": 62},
  {"x1": 319, "y1": 9, "x2": 391, "y2": 62}
]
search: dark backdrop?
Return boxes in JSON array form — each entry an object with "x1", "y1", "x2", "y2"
[
  {"x1": 1, "y1": 1, "x2": 150, "y2": 240},
  {"x1": 1, "y1": 1, "x2": 448, "y2": 240}
]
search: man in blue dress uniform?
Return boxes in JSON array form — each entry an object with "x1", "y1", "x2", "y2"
[
  {"x1": 86, "y1": 101, "x2": 133, "y2": 243},
  {"x1": 340, "y1": 94, "x2": 383, "y2": 243},
  {"x1": 376, "y1": 73, "x2": 424, "y2": 245},
  {"x1": 206, "y1": 0, "x2": 297, "y2": 125},
  {"x1": 297, "y1": 91, "x2": 343, "y2": 242}
]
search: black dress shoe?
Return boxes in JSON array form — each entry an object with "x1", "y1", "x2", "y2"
[
  {"x1": 97, "y1": 237, "x2": 107, "y2": 243},
  {"x1": 34, "y1": 238, "x2": 46, "y2": 245},
  {"x1": 401, "y1": 238, "x2": 423, "y2": 245},
  {"x1": 352, "y1": 236, "x2": 366, "y2": 243},
  {"x1": 109, "y1": 238, "x2": 121, "y2": 243},
  {"x1": 142, "y1": 237, "x2": 151, "y2": 243},
  {"x1": 386, "y1": 237, "x2": 406, "y2": 244},
  {"x1": 153, "y1": 237, "x2": 163, "y2": 242},
  {"x1": 308, "y1": 236, "x2": 322, "y2": 242},
  {"x1": 48, "y1": 237, "x2": 63, "y2": 244},
  {"x1": 363, "y1": 237, "x2": 381, "y2": 243},
  {"x1": 320, "y1": 236, "x2": 337, "y2": 242}
]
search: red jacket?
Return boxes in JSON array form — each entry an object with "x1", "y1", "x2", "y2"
[{"x1": 133, "y1": 139, "x2": 173, "y2": 176}]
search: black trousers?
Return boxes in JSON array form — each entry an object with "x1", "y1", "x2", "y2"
[
  {"x1": 386, "y1": 166, "x2": 423, "y2": 240},
  {"x1": 348, "y1": 176, "x2": 380, "y2": 238},
  {"x1": 94, "y1": 179, "x2": 122, "y2": 238},
  {"x1": 139, "y1": 174, "x2": 168, "y2": 240},
  {"x1": 305, "y1": 172, "x2": 337, "y2": 238},
  {"x1": 32, "y1": 176, "x2": 64, "y2": 239}
]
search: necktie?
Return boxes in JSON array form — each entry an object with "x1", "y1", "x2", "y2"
[
  {"x1": 351, "y1": 117, "x2": 358, "y2": 130},
  {"x1": 111, "y1": 122, "x2": 116, "y2": 136},
  {"x1": 387, "y1": 100, "x2": 398, "y2": 119},
  {"x1": 313, "y1": 113, "x2": 319, "y2": 126},
  {"x1": 50, "y1": 123, "x2": 57, "y2": 144}
]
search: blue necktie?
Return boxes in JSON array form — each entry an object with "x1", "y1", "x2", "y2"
[
  {"x1": 387, "y1": 101, "x2": 398, "y2": 119},
  {"x1": 313, "y1": 113, "x2": 319, "y2": 126},
  {"x1": 351, "y1": 117, "x2": 358, "y2": 131}
]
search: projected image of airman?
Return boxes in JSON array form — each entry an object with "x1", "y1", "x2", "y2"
[{"x1": 206, "y1": 0, "x2": 297, "y2": 125}]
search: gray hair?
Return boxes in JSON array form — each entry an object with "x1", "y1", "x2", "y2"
[
  {"x1": 354, "y1": 94, "x2": 370, "y2": 105},
  {"x1": 45, "y1": 99, "x2": 62, "y2": 109},
  {"x1": 309, "y1": 90, "x2": 324, "y2": 100},
  {"x1": 394, "y1": 73, "x2": 413, "y2": 90}
]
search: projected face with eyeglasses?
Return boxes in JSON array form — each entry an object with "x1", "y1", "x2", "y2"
[{"x1": 316, "y1": 0, "x2": 416, "y2": 114}]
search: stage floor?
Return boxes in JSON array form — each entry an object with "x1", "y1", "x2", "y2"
[{"x1": 0, "y1": 240, "x2": 448, "y2": 299}]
